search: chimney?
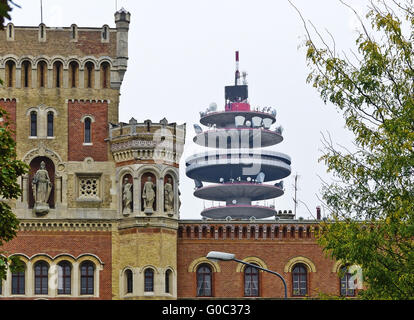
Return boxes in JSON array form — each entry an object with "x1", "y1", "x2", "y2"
[{"x1": 316, "y1": 206, "x2": 321, "y2": 220}]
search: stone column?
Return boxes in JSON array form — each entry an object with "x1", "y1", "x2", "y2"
[{"x1": 15, "y1": 67, "x2": 21, "y2": 88}]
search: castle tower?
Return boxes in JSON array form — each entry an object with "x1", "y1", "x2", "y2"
[
  {"x1": 108, "y1": 118, "x2": 185, "y2": 299},
  {"x1": 0, "y1": 9, "x2": 131, "y2": 299},
  {"x1": 186, "y1": 52, "x2": 292, "y2": 219}
]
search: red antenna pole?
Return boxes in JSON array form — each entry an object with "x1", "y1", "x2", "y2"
[{"x1": 235, "y1": 51, "x2": 240, "y2": 86}]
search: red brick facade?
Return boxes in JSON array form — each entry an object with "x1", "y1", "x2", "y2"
[
  {"x1": 68, "y1": 100, "x2": 108, "y2": 161},
  {"x1": 1, "y1": 229, "x2": 112, "y2": 300},
  {"x1": 177, "y1": 222, "x2": 340, "y2": 299},
  {"x1": 0, "y1": 98, "x2": 17, "y2": 135}
]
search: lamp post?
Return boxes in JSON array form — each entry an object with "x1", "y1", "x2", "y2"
[{"x1": 206, "y1": 251, "x2": 288, "y2": 299}]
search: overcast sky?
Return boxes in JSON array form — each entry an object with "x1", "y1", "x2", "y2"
[{"x1": 9, "y1": 0, "x2": 371, "y2": 220}]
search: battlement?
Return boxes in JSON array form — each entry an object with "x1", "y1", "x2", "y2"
[
  {"x1": 0, "y1": 9, "x2": 130, "y2": 90},
  {"x1": 108, "y1": 118, "x2": 186, "y2": 166}
]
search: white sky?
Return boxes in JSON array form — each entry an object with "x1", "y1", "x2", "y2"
[{"x1": 8, "y1": 0, "x2": 371, "y2": 220}]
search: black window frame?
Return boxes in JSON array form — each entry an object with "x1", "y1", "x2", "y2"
[
  {"x1": 57, "y1": 261, "x2": 72, "y2": 295},
  {"x1": 80, "y1": 261, "x2": 95, "y2": 295},
  {"x1": 196, "y1": 264, "x2": 212, "y2": 297},
  {"x1": 34, "y1": 261, "x2": 49, "y2": 295}
]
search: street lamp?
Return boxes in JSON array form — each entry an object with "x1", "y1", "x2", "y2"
[{"x1": 206, "y1": 251, "x2": 288, "y2": 299}]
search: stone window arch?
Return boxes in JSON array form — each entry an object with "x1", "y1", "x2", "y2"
[
  {"x1": 144, "y1": 268, "x2": 154, "y2": 292},
  {"x1": 37, "y1": 60, "x2": 47, "y2": 88},
  {"x1": 125, "y1": 269, "x2": 133, "y2": 294},
  {"x1": 5, "y1": 59, "x2": 15, "y2": 87},
  {"x1": 292, "y1": 263, "x2": 308, "y2": 296},
  {"x1": 196, "y1": 264, "x2": 212, "y2": 297},
  {"x1": 101, "y1": 25, "x2": 109, "y2": 42},
  {"x1": 21, "y1": 60, "x2": 32, "y2": 88},
  {"x1": 68, "y1": 60, "x2": 79, "y2": 88},
  {"x1": 84, "y1": 61, "x2": 95, "y2": 88},
  {"x1": 80, "y1": 261, "x2": 95, "y2": 295},
  {"x1": 57, "y1": 260, "x2": 72, "y2": 295},
  {"x1": 34, "y1": 260, "x2": 49, "y2": 295},
  {"x1": 6, "y1": 23, "x2": 14, "y2": 41},
  {"x1": 53, "y1": 60, "x2": 63, "y2": 88},
  {"x1": 100, "y1": 61, "x2": 110, "y2": 88}
]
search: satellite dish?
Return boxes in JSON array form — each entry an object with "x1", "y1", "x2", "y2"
[
  {"x1": 249, "y1": 216, "x2": 256, "y2": 221},
  {"x1": 274, "y1": 180, "x2": 284, "y2": 190},
  {"x1": 255, "y1": 172, "x2": 265, "y2": 184},
  {"x1": 235, "y1": 115, "x2": 245, "y2": 127},
  {"x1": 271, "y1": 109, "x2": 277, "y2": 117},
  {"x1": 209, "y1": 102, "x2": 217, "y2": 112},
  {"x1": 232, "y1": 200, "x2": 237, "y2": 204},
  {"x1": 193, "y1": 124, "x2": 203, "y2": 134},
  {"x1": 199, "y1": 111, "x2": 205, "y2": 117},
  {"x1": 275, "y1": 216, "x2": 280, "y2": 221},
  {"x1": 225, "y1": 216, "x2": 232, "y2": 221},
  {"x1": 246, "y1": 177, "x2": 252, "y2": 182},
  {"x1": 245, "y1": 120, "x2": 252, "y2": 127},
  {"x1": 252, "y1": 116, "x2": 262, "y2": 128},
  {"x1": 275, "y1": 126, "x2": 283, "y2": 135},
  {"x1": 219, "y1": 177, "x2": 224, "y2": 183},
  {"x1": 262, "y1": 118, "x2": 273, "y2": 129}
]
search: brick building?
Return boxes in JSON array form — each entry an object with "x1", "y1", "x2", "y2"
[{"x1": 0, "y1": 9, "x2": 355, "y2": 300}]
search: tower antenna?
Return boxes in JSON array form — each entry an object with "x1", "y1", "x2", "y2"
[
  {"x1": 40, "y1": 0, "x2": 43, "y2": 24},
  {"x1": 235, "y1": 51, "x2": 240, "y2": 86},
  {"x1": 292, "y1": 173, "x2": 300, "y2": 218}
]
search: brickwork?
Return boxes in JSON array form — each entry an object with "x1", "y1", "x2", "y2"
[
  {"x1": 68, "y1": 100, "x2": 109, "y2": 161},
  {"x1": 0, "y1": 27, "x2": 117, "y2": 58},
  {"x1": 177, "y1": 222, "x2": 339, "y2": 299},
  {"x1": 1, "y1": 228, "x2": 113, "y2": 300},
  {"x1": 0, "y1": 98, "x2": 16, "y2": 134}
]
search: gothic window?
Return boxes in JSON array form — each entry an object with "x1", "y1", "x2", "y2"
[
  {"x1": 244, "y1": 264, "x2": 260, "y2": 297},
  {"x1": 34, "y1": 261, "x2": 49, "y2": 295},
  {"x1": 101, "y1": 25, "x2": 109, "y2": 42},
  {"x1": 292, "y1": 264, "x2": 308, "y2": 296},
  {"x1": 84, "y1": 117, "x2": 91, "y2": 143},
  {"x1": 144, "y1": 268, "x2": 154, "y2": 292},
  {"x1": 57, "y1": 261, "x2": 72, "y2": 295},
  {"x1": 39, "y1": 24, "x2": 45, "y2": 40},
  {"x1": 80, "y1": 261, "x2": 95, "y2": 295},
  {"x1": 11, "y1": 266, "x2": 25, "y2": 295},
  {"x1": 47, "y1": 112, "x2": 54, "y2": 137},
  {"x1": 30, "y1": 111, "x2": 37, "y2": 137},
  {"x1": 78, "y1": 176, "x2": 100, "y2": 200},
  {"x1": 71, "y1": 24, "x2": 77, "y2": 40},
  {"x1": 7, "y1": 23, "x2": 14, "y2": 40},
  {"x1": 125, "y1": 269, "x2": 133, "y2": 294},
  {"x1": 196, "y1": 264, "x2": 212, "y2": 297},
  {"x1": 340, "y1": 266, "x2": 356, "y2": 297}
]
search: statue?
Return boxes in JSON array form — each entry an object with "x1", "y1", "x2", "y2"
[
  {"x1": 122, "y1": 177, "x2": 133, "y2": 215},
  {"x1": 32, "y1": 161, "x2": 52, "y2": 215},
  {"x1": 142, "y1": 176, "x2": 155, "y2": 213},
  {"x1": 164, "y1": 177, "x2": 174, "y2": 212}
]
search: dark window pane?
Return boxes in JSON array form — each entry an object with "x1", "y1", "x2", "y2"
[{"x1": 47, "y1": 112, "x2": 53, "y2": 136}]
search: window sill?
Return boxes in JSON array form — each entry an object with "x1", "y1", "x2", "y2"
[
  {"x1": 83, "y1": 143, "x2": 93, "y2": 146},
  {"x1": 29, "y1": 136, "x2": 38, "y2": 139},
  {"x1": 46, "y1": 136, "x2": 55, "y2": 139},
  {"x1": 144, "y1": 291, "x2": 154, "y2": 296},
  {"x1": 76, "y1": 198, "x2": 102, "y2": 203}
]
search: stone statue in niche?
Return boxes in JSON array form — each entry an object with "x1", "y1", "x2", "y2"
[
  {"x1": 142, "y1": 176, "x2": 155, "y2": 213},
  {"x1": 32, "y1": 161, "x2": 52, "y2": 215},
  {"x1": 122, "y1": 177, "x2": 133, "y2": 215},
  {"x1": 164, "y1": 177, "x2": 174, "y2": 213}
]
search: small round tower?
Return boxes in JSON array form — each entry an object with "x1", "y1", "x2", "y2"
[{"x1": 186, "y1": 52, "x2": 291, "y2": 219}]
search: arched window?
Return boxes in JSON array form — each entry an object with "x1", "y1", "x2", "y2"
[
  {"x1": 37, "y1": 61, "x2": 47, "y2": 88},
  {"x1": 11, "y1": 264, "x2": 25, "y2": 295},
  {"x1": 290, "y1": 226, "x2": 296, "y2": 238},
  {"x1": 34, "y1": 261, "x2": 49, "y2": 295},
  {"x1": 22, "y1": 60, "x2": 31, "y2": 88},
  {"x1": 244, "y1": 264, "x2": 260, "y2": 297},
  {"x1": 53, "y1": 61, "x2": 63, "y2": 88},
  {"x1": 30, "y1": 111, "x2": 37, "y2": 137},
  {"x1": 226, "y1": 226, "x2": 232, "y2": 239},
  {"x1": 340, "y1": 266, "x2": 355, "y2": 297},
  {"x1": 165, "y1": 269, "x2": 172, "y2": 294},
  {"x1": 196, "y1": 264, "x2": 212, "y2": 297},
  {"x1": 69, "y1": 61, "x2": 79, "y2": 88},
  {"x1": 292, "y1": 264, "x2": 308, "y2": 296},
  {"x1": 80, "y1": 261, "x2": 95, "y2": 295},
  {"x1": 101, "y1": 62, "x2": 110, "y2": 88},
  {"x1": 144, "y1": 268, "x2": 154, "y2": 292},
  {"x1": 84, "y1": 117, "x2": 91, "y2": 143},
  {"x1": 298, "y1": 227, "x2": 304, "y2": 238},
  {"x1": 102, "y1": 25, "x2": 109, "y2": 41},
  {"x1": 57, "y1": 261, "x2": 71, "y2": 295},
  {"x1": 85, "y1": 62, "x2": 94, "y2": 88},
  {"x1": 47, "y1": 112, "x2": 54, "y2": 137},
  {"x1": 5, "y1": 60, "x2": 15, "y2": 87},
  {"x1": 125, "y1": 269, "x2": 133, "y2": 294}
]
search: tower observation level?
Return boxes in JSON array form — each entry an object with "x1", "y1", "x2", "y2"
[{"x1": 186, "y1": 52, "x2": 292, "y2": 219}]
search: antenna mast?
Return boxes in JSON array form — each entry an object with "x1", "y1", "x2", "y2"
[
  {"x1": 292, "y1": 173, "x2": 299, "y2": 218},
  {"x1": 40, "y1": 0, "x2": 43, "y2": 24},
  {"x1": 235, "y1": 51, "x2": 240, "y2": 86}
]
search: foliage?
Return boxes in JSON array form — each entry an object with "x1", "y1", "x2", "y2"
[
  {"x1": 0, "y1": 108, "x2": 28, "y2": 280},
  {"x1": 297, "y1": 0, "x2": 414, "y2": 299}
]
